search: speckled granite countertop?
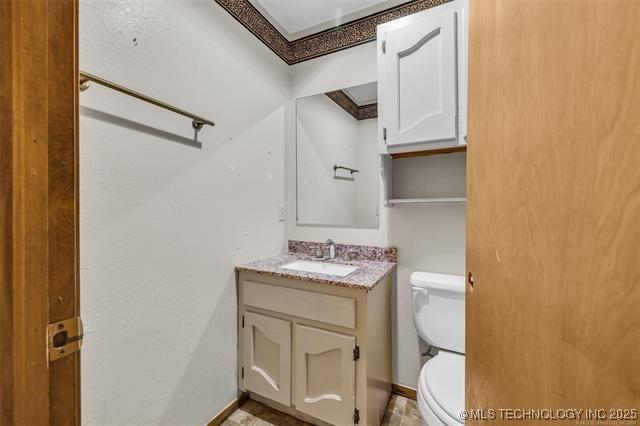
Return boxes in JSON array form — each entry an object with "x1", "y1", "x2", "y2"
[{"x1": 236, "y1": 253, "x2": 396, "y2": 291}]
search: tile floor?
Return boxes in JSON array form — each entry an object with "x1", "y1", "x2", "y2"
[{"x1": 222, "y1": 394, "x2": 422, "y2": 425}]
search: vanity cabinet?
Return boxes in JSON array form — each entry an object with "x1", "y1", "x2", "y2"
[
  {"x1": 242, "y1": 313, "x2": 356, "y2": 420},
  {"x1": 237, "y1": 271, "x2": 392, "y2": 426},
  {"x1": 377, "y1": 0, "x2": 467, "y2": 155}
]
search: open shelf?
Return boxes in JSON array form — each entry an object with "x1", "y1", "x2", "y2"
[
  {"x1": 381, "y1": 151, "x2": 466, "y2": 207},
  {"x1": 388, "y1": 197, "x2": 466, "y2": 205}
]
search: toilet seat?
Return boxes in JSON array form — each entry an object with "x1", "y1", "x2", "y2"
[{"x1": 418, "y1": 351, "x2": 465, "y2": 425}]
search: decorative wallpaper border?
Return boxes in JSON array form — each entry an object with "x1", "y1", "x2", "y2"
[
  {"x1": 289, "y1": 240, "x2": 397, "y2": 262},
  {"x1": 325, "y1": 91, "x2": 378, "y2": 120},
  {"x1": 214, "y1": 0, "x2": 449, "y2": 65},
  {"x1": 357, "y1": 103, "x2": 378, "y2": 120}
]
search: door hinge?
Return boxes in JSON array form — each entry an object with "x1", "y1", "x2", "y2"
[
  {"x1": 47, "y1": 316, "x2": 83, "y2": 362},
  {"x1": 242, "y1": 315, "x2": 245, "y2": 328},
  {"x1": 353, "y1": 408, "x2": 360, "y2": 424},
  {"x1": 381, "y1": 40, "x2": 386, "y2": 53},
  {"x1": 383, "y1": 127, "x2": 387, "y2": 143},
  {"x1": 353, "y1": 345, "x2": 360, "y2": 361},
  {"x1": 241, "y1": 366, "x2": 244, "y2": 379}
]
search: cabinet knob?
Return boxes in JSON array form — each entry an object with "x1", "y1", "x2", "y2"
[{"x1": 467, "y1": 272, "x2": 474, "y2": 290}]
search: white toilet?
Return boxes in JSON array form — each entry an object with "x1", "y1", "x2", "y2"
[{"x1": 411, "y1": 272, "x2": 465, "y2": 425}]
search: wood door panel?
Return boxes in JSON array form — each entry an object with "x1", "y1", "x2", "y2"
[
  {"x1": 48, "y1": 0, "x2": 81, "y2": 424},
  {"x1": 1, "y1": 0, "x2": 79, "y2": 424},
  {"x1": 467, "y1": 0, "x2": 640, "y2": 414}
]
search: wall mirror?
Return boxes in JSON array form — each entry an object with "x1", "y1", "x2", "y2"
[{"x1": 296, "y1": 82, "x2": 379, "y2": 228}]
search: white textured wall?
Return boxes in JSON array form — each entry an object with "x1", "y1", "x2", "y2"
[
  {"x1": 80, "y1": 0, "x2": 290, "y2": 424},
  {"x1": 287, "y1": 42, "x2": 466, "y2": 389}
]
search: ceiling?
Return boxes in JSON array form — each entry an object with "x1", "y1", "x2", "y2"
[
  {"x1": 343, "y1": 82, "x2": 378, "y2": 105},
  {"x1": 250, "y1": 0, "x2": 407, "y2": 40}
]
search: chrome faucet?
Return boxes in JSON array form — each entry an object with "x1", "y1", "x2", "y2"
[
  {"x1": 327, "y1": 239, "x2": 336, "y2": 259},
  {"x1": 344, "y1": 249, "x2": 358, "y2": 261}
]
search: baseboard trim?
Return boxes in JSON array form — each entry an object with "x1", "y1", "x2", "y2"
[
  {"x1": 392, "y1": 383, "x2": 417, "y2": 400},
  {"x1": 207, "y1": 392, "x2": 249, "y2": 426}
]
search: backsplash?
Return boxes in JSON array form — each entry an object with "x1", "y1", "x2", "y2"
[{"x1": 288, "y1": 240, "x2": 397, "y2": 262}]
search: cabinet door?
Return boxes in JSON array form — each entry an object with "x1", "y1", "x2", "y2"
[
  {"x1": 382, "y1": 10, "x2": 458, "y2": 147},
  {"x1": 293, "y1": 325, "x2": 355, "y2": 425},
  {"x1": 243, "y1": 312, "x2": 291, "y2": 405}
]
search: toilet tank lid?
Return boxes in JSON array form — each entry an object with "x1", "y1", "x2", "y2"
[{"x1": 410, "y1": 271, "x2": 465, "y2": 293}]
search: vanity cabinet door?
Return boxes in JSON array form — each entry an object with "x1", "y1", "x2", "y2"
[
  {"x1": 243, "y1": 311, "x2": 291, "y2": 406},
  {"x1": 379, "y1": 7, "x2": 461, "y2": 150},
  {"x1": 293, "y1": 325, "x2": 355, "y2": 426}
]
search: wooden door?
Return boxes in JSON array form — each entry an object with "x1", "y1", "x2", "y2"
[
  {"x1": 242, "y1": 312, "x2": 292, "y2": 406},
  {"x1": 381, "y1": 8, "x2": 459, "y2": 147},
  {"x1": 467, "y1": 0, "x2": 640, "y2": 415},
  {"x1": 0, "y1": 0, "x2": 80, "y2": 424},
  {"x1": 294, "y1": 325, "x2": 355, "y2": 426}
]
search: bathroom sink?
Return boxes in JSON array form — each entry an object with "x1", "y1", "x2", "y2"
[{"x1": 282, "y1": 260, "x2": 358, "y2": 277}]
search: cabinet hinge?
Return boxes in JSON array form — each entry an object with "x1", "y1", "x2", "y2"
[
  {"x1": 353, "y1": 408, "x2": 360, "y2": 424},
  {"x1": 381, "y1": 40, "x2": 386, "y2": 53},
  {"x1": 242, "y1": 315, "x2": 244, "y2": 328},
  {"x1": 47, "y1": 316, "x2": 83, "y2": 362},
  {"x1": 383, "y1": 127, "x2": 387, "y2": 143},
  {"x1": 241, "y1": 366, "x2": 244, "y2": 379},
  {"x1": 353, "y1": 345, "x2": 360, "y2": 361}
]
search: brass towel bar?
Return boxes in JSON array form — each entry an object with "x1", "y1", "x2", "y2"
[
  {"x1": 333, "y1": 165, "x2": 359, "y2": 174},
  {"x1": 79, "y1": 71, "x2": 215, "y2": 131},
  {"x1": 333, "y1": 165, "x2": 359, "y2": 181}
]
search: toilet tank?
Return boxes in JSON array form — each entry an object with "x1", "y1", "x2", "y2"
[{"x1": 411, "y1": 271, "x2": 465, "y2": 353}]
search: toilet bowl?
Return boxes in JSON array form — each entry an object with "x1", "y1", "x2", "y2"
[
  {"x1": 411, "y1": 272, "x2": 465, "y2": 425},
  {"x1": 417, "y1": 351, "x2": 464, "y2": 425}
]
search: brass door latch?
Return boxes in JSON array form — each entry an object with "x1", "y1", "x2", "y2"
[{"x1": 47, "y1": 317, "x2": 83, "y2": 362}]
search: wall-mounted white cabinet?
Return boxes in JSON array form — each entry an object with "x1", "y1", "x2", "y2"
[{"x1": 377, "y1": 0, "x2": 468, "y2": 155}]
